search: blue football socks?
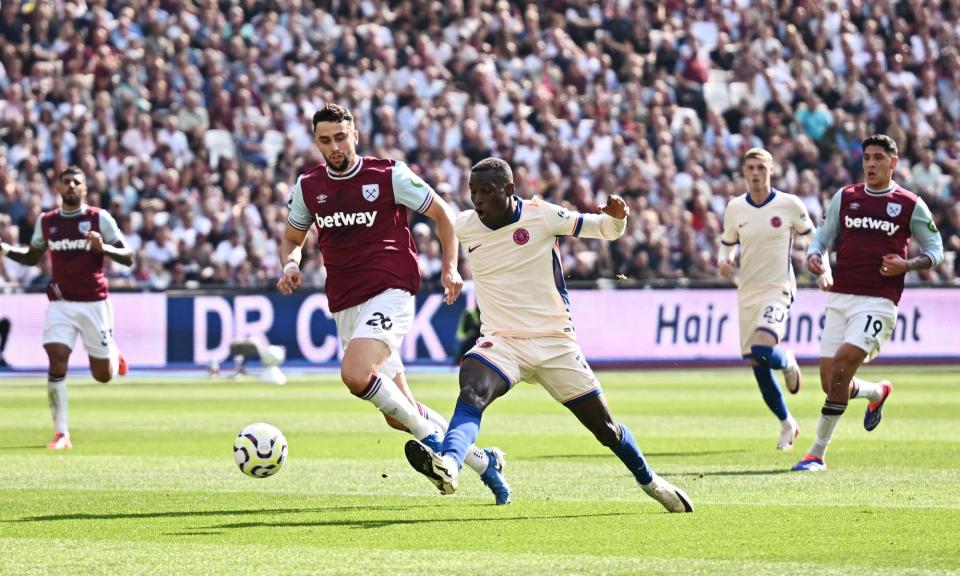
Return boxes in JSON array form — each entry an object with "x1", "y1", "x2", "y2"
[
  {"x1": 610, "y1": 423, "x2": 654, "y2": 485},
  {"x1": 440, "y1": 401, "x2": 483, "y2": 469},
  {"x1": 751, "y1": 345, "x2": 790, "y2": 421}
]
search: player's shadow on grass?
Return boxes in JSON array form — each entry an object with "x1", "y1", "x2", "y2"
[
  {"x1": 8, "y1": 503, "x2": 479, "y2": 523},
  {"x1": 205, "y1": 511, "x2": 638, "y2": 531},
  {"x1": 524, "y1": 448, "x2": 748, "y2": 460},
  {"x1": 0, "y1": 445, "x2": 47, "y2": 450},
  {"x1": 678, "y1": 469, "x2": 792, "y2": 477}
]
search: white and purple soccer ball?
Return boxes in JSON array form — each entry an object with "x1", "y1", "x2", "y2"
[{"x1": 233, "y1": 423, "x2": 288, "y2": 478}]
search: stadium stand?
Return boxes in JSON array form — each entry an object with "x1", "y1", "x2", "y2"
[{"x1": 1, "y1": 0, "x2": 958, "y2": 290}]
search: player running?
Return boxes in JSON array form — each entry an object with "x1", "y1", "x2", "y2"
[
  {"x1": 718, "y1": 148, "x2": 813, "y2": 451},
  {"x1": 275, "y1": 104, "x2": 509, "y2": 503},
  {"x1": 793, "y1": 134, "x2": 944, "y2": 471},
  {"x1": 1, "y1": 166, "x2": 132, "y2": 449}
]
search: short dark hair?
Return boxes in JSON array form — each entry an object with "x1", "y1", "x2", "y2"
[
  {"x1": 58, "y1": 166, "x2": 85, "y2": 181},
  {"x1": 861, "y1": 134, "x2": 899, "y2": 157},
  {"x1": 471, "y1": 157, "x2": 514, "y2": 186},
  {"x1": 312, "y1": 103, "x2": 354, "y2": 132}
]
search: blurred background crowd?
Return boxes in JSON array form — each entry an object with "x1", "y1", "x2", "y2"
[{"x1": 1, "y1": 0, "x2": 959, "y2": 292}]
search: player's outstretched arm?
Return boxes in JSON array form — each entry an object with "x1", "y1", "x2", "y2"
[
  {"x1": 423, "y1": 195, "x2": 463, "y2": 305},
  {"x1": 276, "y1": 223, "x2": 308, "y2": 295},
  {"x1": 566, "y1": 195, "x2": 629, "y2": 241},
  {"x1": 0, "y1": 242, "x2": 45, "y2": 266},
  {"x1": 600, "y1": 195, "x2": 629, "y2": 220},
  {"x1": 86, "y1": 232, "x2": 134, "y2": 267}
]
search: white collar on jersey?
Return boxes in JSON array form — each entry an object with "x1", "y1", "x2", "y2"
[
  {"x1": 326, "y1": 157, "x2": 364, "y2": 180},
  {"x1": 59, "y1": 204, "x2": 89, "y2": 217},
  {"x1": 864, "y1": 180, "x2": 897, "y2": 196}
]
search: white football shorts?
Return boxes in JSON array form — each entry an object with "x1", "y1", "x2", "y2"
[
  {"x1": 333, "y1": 288, "x2": 414, "y2": 377},
  {"x1": 43, "y1": 299, "x2": 116, "y2": 359},
  {"x1": 819, "y1": 292, "x2": 897, "y2": 362},
  {"x1": 465, "y1": 335, "x2": 601, "y2": 405},
  {"x1": 738, "y1": 291, "x2": 793, "y2": 356}
]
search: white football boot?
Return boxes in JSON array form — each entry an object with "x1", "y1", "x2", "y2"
[
  {"x1": 405, "y1": 439, "x2": 459, "y2": 495},
  {"x1": 641, "y1": 474, "x2": 693, "y2": 513},
  {"x1": 782, "y1": 350, "x2": 802, "y2": 394}
]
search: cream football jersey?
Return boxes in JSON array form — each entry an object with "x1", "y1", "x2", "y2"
[
  {"x1": 458, "y1": 196, "x2": 625, "y2": 339},
  {"x1": 721, "y1": 190, "x2": 813, "y2": 303}
]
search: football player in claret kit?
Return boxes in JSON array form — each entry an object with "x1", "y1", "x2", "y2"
[
  {"x1": 718, "y1": 148, "x2": 812, "y2": 451},
  {"x1": 793, "y1": 134, "x2": 944, "y2": 471},
  {"x1": 0, "y1": 166, "x2": 132, "y2": 450},
  {"x1": 404, "y1": 157, "x2": 692, "y2": 512},
  {"x1": 276, "y1": 104, "x2": 510, "y2": 503}
]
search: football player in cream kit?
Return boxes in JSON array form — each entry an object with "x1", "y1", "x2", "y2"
[
  {"x1": 719, "y1": 148, "x2": 812, "y2": 451},
  {"x1": 404, "y1": 157, "x2": 692, "y2": 513}
]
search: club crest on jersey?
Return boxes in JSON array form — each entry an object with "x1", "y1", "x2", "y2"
[
  {"x1": 362, "y1": 184, "x2": 380, "y2": 202},
  {"x1": 887, "y1": 203, "x2": 902, "y2": 217},
  {"x1": 513, "y1": 228, "x2": 530, "y2": 245},
  {"x1": 78, "y1": 221, "x2": 92, "y2": 234},
  {"x1": 770, "y1": 216, "x2": 782, "y2": 228}
]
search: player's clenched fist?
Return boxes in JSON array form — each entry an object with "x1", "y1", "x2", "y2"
[
  {"x1": 277, "y1": 267, "x2": 303, "y2": 295},
  {"x1": 600, "y1": 195, "x2": 629, "y2": 219},
  {"x1": 440, "y1": 268, "x2": 463, "y2": 305},
  {"x1": 85, "y1": 231, "x2": 104, "y2": 252}
]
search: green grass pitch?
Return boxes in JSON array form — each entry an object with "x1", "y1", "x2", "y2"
[{"x1": 1, "y1": 366, "x2": 958, "y2": 575}]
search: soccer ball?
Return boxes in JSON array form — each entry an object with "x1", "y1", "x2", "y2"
[{"x1": 233, "y1": 423, "x2": 288, "y2": 478}]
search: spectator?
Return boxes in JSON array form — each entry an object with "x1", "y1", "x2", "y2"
[{"x1": 0, "y1": 0, "x2": 956, "y2": 291}]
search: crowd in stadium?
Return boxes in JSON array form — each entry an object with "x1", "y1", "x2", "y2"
[{"x1": 1, "y1": 0, "x2": 959, "y2": 292}]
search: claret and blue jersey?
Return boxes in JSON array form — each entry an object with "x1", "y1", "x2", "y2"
[{"x1": 286, "y1": 157, "x2": 437, "y2": 313}]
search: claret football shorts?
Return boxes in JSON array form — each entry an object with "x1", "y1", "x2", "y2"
[
  {"x1": 820, "y1": 292, "x2": 897, "y2": 362},
  {"x1": 43, "y1": 299, "x2": 116, "y2": 359}
]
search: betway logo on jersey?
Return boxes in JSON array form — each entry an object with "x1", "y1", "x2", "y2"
[
  {"x1": 314, "y1": 210, "x2": 378, "y2": 229},
  {"x1": 844, "y1": 215, "x2": 900, "y2": 236},
  {"x1": 48, "y1": 238, "x2": 92, "y2": 251}
]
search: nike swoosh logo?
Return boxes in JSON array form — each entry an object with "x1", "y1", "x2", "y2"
[
  {"x1": 468, "y1": 243, "x2": 482, "y2": 253},
  {"x1": 738, "y1": 223, "x2": 747, "y2": 228}
]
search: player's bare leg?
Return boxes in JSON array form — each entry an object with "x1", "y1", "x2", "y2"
[
  {"x1": 89, "y1": 356, "x2": 116, "y2": 383},
  {"x1": 340, "y1": 338, "x2": 439, "y2": 443},
  {"x1": 795, "y1": 344, "x2": 868, "y2": 471},
  {"x1": 568, "y1": 393, "x2": 692, "y2": 513},
  {"x1": 748, "y1": 330, "x2": 799, "y2": 450},
  {"x1": 44, "y1": 343, "x2": 72, "y2": 449}
]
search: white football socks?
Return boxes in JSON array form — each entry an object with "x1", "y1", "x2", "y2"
[
  {"x1": 47, "y1": 376, "x2": 68, "y2": 435},
  {"x1": 358, "y1": 373, "x2": 436, "y2": 440},
  {"x1": 852, "y1": 378, "x2": 885, "y2": 402},
  {"x1": 809, "y1": 412, "x2": 843, "y2": 459},
  {"x1": 463, "y1": 446, "x2": 490, "y2": 474}
]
